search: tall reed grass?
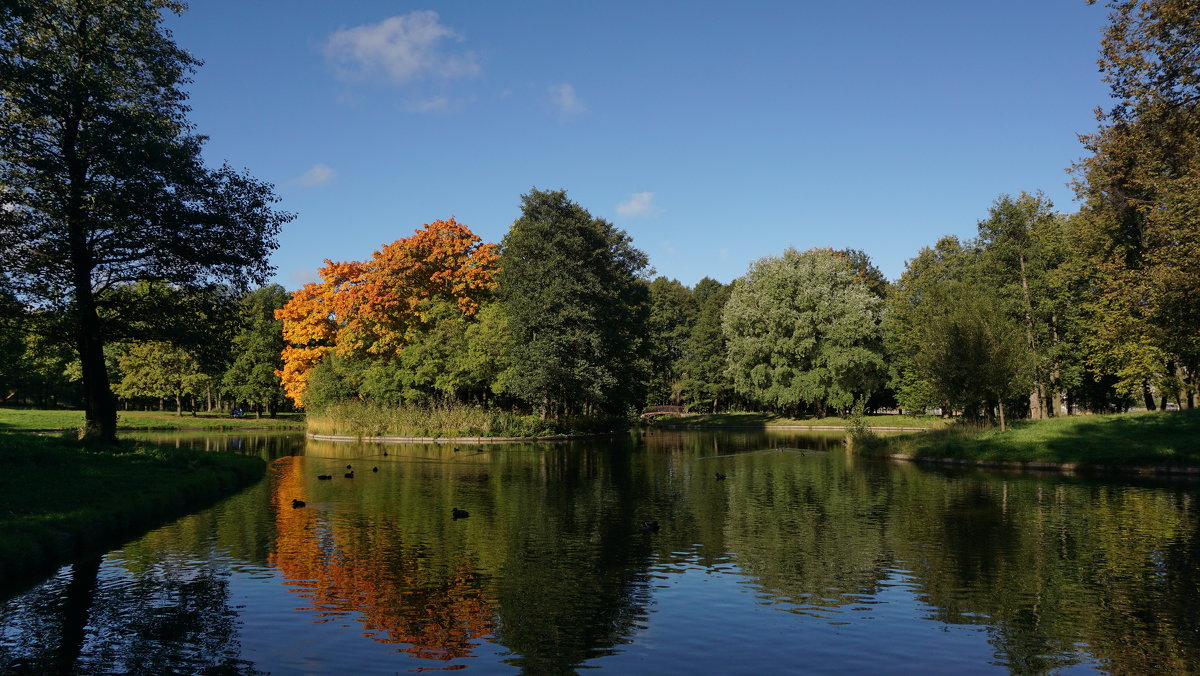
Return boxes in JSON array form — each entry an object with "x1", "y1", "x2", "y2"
[{"x1": 305, "y1": 400, "x2": 626, "y2": 438}]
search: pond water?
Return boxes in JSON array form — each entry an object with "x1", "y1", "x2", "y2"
[{"x1": 2, "y1": 429, "x2": 1199, "y2": 674}]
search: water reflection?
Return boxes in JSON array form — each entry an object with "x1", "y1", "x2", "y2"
[{"x1": 1, "y1": 430, "x2": 1199, "y2": 674}]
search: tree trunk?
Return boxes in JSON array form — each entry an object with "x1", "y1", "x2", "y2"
[
  {"x1": 1018, "y1": 252, "x2": 1044, "y2": 419},
  {"x1": 998, "y1": 398, "x2": 1007, "y2": 432},
  {"x1": 1143, "y1": 385, "x2": 1157, "y2": 410},
  {"x1": 72, "y1": 279, "x2": 116, "y2": 442},
  {"x1": 175, "y1": 394, "x2": 182, "y2": 416},
  {"x1": 1160, "y1": 393, "x2": 1169, "y2": 411},
  {"x1": 64, "y1": 59, "x2": 117, "y2": 444}
]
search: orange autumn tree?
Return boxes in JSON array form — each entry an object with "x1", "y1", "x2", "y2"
[{"x1": 276, "y1": 218, "x2": 500, "y2": 407}]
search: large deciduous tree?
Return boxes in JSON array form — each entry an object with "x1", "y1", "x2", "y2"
[
  {"x1": 0, "y1": 0, "x2": 291, "y2": 441},
  {"x1": 276, "y1": 218, "x2": 499, "y2": 407},
  {"x1": 1074, "y1": 0, "x2": 1200, "y2": 408},
  {"x1": 499, "y1": 188, "x2": 651, "y2": 418},
  {"x1": 114, "y1": 341, "x2": 208, "y2": 416},
  {"x1": 644, "y1": 277, "x2": 696, "y2": 407},
  {"x1": 723, "y1": 248, "x2": 885, "y2": 417}
]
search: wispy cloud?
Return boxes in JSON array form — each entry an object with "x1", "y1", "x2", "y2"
[
  {"x1": 408, "y1": 95, "x2": 450, "y2": 112},
  {"x1": 296, "y1": 163, "x2": 336, "y2": 187},
  {"x1": 325, "y1": 11, "x2": 480, "y2": 85},
  {"x1": 616, "y1": 191, "x2": 660, "y2": 218},
  {"x1": 549, "y1": 83, "x2": 585, "y2": 114}
]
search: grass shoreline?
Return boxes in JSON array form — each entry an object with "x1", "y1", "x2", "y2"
[
  {"x1": 0, "y1": 432, "x2": 266, "y2": 594},
  {"x1": 859, "y1": 409, "x2": 1200, "y2": 470},
  {"x1": 0, "y1": 408, "x2": 304, "y2": 433},
  {"x1": 647, "y1": 412, "x2": 948, "y2": 430}
]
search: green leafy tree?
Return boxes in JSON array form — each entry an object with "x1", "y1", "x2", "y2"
[
  {"x1": 114, "y1": 341, "x2": 208, "y2": 415},
  {"x1": 1073, "y1": 0, "x2": 1200, "y2": 409},
  {"x1": 976, "y1": 192, "x2": 1074, "y2": 418},
  {"x1": 222, "y1": 285, "x2": 290, "y2": 417},
  {"x1": 885, "y1": 236, "x2": 975, "y2": 413},
  {"x1": 679, "y1": 277, "x2": 736, "y2": 412},
  {"x1": 722, "y1": 248, "x2": 886, "y2": 417},
  {"x1": 498, "y1": 188, "x2": 651, "y2": 418},
  {"x1": 0, "y1": 0, "x2": 291, "y2": 441},
  {"x1": 644, "y1": 277, "x2": 696, "y2": 406},
  {"x1": 909, "y1": 282, "x2": 1031, "y2": 429},
  {"x1": 460, "y1": 302, "x2": 514, "y2": 402}
]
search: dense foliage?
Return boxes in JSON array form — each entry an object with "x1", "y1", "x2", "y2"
[
  {"x1": 499, "y1": 189, "x2": 651, "y2": 418},
  {"x1": 0, "y1": 0, "x2": 290, "y2": 440},
  {"x1": 6, "y1": 0, "x2": 1197, "y2": 429}
]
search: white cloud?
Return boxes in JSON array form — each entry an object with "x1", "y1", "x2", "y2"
[
  {"x1": 616, "y1": 191, "x2": 660, "y2": 218},
  {"x1": 549, "y1": 83, "x2": 585, "y2": 114},
  {"x1": 325, "y1": 11, "x2": 480, "y2": 84},
  {"x1": 409, "y1": 95, "x2": 450, "y2": 112},
  {"x1": 296, "y1": 163, "x2": 336, "y2": 187}
]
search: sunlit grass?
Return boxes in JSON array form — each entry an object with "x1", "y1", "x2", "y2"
[
  {"x1": 0, "y1": 408, "x2": 304, "y2": 432},
  {"x1": 648, "y1": 411, "x2": 948, "y2": 429},
  {"x1": 866, "y1": 409, "x2": 1200, "y2": 466}
]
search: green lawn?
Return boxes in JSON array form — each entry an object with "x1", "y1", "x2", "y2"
[
  {"x1": 0, "y1": 432, "x2": 266, "y2": 589},
  {"x1": 867, "y1": 409, "x2": 1200, "y2": 467},
  {"x1": 648, "y1": 411, "x2": 948, "y2": 429},
  {"x1": 0, "y1": 408, "x2": 304, "y2": 432}
]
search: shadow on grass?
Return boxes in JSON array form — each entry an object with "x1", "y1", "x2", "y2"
[{"x1": 893, "y1": 410, "x2": 1200, "y2": 466}]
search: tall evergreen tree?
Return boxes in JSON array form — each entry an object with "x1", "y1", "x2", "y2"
[
  {"x1": 0, "y1": 1, "x2": 291, "y2": 441},
  {"x1": 498, "y1": 189, "x2": 650, "y2": 418}
]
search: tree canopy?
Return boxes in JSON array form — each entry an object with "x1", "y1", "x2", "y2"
[
  {"x1": 722, "y1": 248, "x2": 886, "y2": 417},
  {"x1": 276, "y1": 218, "x2": 499, "y2": 407},
  {"x1": 498, "y1": 189, "x2": 651, "y2": 418},
  {"x1": 0, "y1": 0, "x2": 291, "y2": 440}
]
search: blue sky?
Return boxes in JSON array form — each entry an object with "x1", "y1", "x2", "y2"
[{"x1": 166, "y1": 1, "x2": 1113, "y2": 289}]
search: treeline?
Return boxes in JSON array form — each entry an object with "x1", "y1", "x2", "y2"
[
  {"x1": 279, "y1": 184, "x2": 1195, "y2": 425},
  {"x1": 0, "y1": 283, "x2": 292, "y2": 417},
  {"x1": 280, "y1": 1, "x2": 1200, "y2": 425}
]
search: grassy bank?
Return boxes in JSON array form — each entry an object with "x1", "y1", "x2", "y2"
[
  {"x1": 862, "y1": 410, "x2": 1200, "y2": 467},
  {"x1": 0, "y1": 408, "x2": 304, "y2": 432},
  {"x1": 648, "y1": 412, "x2": 948, "y2": 429},
  {"x1": 306, "y1": 401, "x2": 624, "y2": 438},
  {"x1": 0, "y1": 432, "x2": 265, "y2": 590}
]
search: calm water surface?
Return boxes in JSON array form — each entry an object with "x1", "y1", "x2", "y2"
[{"x1": 2, "y1": 429, "x2": 1198, "y2": 674}]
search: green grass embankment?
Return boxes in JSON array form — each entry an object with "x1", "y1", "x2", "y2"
[
  {"x1": 306, "y1": 401, "x2": 625, "y2": 439},
  {"x1": 0, "y1": 432, "x2": 265, "y2": 591},
  {"x1": 862, "y1": 409, "x2": 1200, "y2": 469},
  {"x1": 648, "y1": 412, "x2": 948, "y2": 430},
  {"x1": 0, "y1": 408, "x2": 304, "y2": 432}
]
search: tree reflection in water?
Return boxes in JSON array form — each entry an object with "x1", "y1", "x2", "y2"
[
  {"x1": 2, "y1": 430, "x2": 1200, "y2": 674},
  {"x1": 0, "y1": 554, "x2": 260, "y2": 674}
]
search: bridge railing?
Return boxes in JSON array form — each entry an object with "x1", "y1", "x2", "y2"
[{"x1": 640, "y1": 405, "x2": 686, "y2": 417}]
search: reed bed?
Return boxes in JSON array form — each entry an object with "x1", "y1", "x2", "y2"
[{"x1": 305, "y1": 401, "x2": 624, "y2": 438}]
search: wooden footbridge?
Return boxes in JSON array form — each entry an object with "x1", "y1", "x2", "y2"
[{"x1": 640, "y1": 405, "x2": 687, "y2": 418}]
